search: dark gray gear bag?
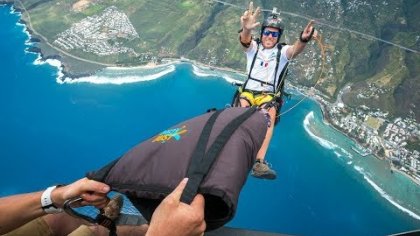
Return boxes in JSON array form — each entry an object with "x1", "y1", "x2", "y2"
[{"x1": 88, "y1": 107, "x2": 267, "y2": 230}]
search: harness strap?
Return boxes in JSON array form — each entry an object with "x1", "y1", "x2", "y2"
[
  {"x1": 63, "y1": 198, "x2": 118, "y2": 236},
  {"x1": 275, "y1": 61, "x2": 289, "y2": 97},
  {"x1": 242, "y1": 41, "x2": 288, "y2": 95},
  {"x1": 96, "y1": 214, "x2": 117, "y2": 236},
  {"x1": 242, "y1": 41, "x2": 260, "y2": 91},
  {"x1": 247, "y1": 76, "x2": 275, "y2": 87},
  {"x1": 272, "y1": 44, "x2": 282, "y2": 90},
  {"x1": 180, "y1": 107, "x2": 257, "y2": 204}
]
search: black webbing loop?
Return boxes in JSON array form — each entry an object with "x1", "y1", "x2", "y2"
[
  {"x1": 180, "y1": 110, "x2": 222, "y2": 203},
  {"x1": 63, "y1": 197, "x2": 118, "y2": 236},
  {"x1": 96, "y1": 214, "x2": 117, "y2": 236},
  {"x1": 180, "y1": 107, "x2": 257, "y2": 204},
  {"x1": 189, "y1": 110, "x2": 223, "y2": 167}
]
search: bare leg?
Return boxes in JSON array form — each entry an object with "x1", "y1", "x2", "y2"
[
  {"x1": 44, "y1": 213, "x2": 149, "y2": 236},
  {"x1": 2, "y1": 217, "x2": 53, "y2": 236},
  {"x1": 239, "y1": 98, "x2": 251, "y2": 107},
  {"x1": 256, "y1": 106, "x2": 276, "y2": 161},
  {"x1": 67, "y1": 225, "x2": 96, "y2": 236},
  {"x1": 239, "y1": 97, "x2": 277, "y2": 179},
  {"x1": 117, "y1": 224, "x2": 149, "y2": 235},
  {"x1": 43, "y1": 213, "x2": 91, "y2": 236},
  {"x1": 239, "y1": 97, "x2": 276, "y2": 161}
]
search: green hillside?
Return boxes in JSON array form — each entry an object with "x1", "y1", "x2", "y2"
[{"x1": 8, "y1": 0, "x2": 420, "y2": 121}]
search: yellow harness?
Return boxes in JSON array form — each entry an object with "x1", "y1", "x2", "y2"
[{"x1": 239, "y1": 89, "x2": 276, "y2": 106}]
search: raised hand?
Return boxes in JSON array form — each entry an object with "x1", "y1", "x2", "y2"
[
  {"x1": 240, "y1": 1, "x2": 261, "y2": 32},
  {"x1": 301, "y1": 20, "x2": 318, "y2": 42}
]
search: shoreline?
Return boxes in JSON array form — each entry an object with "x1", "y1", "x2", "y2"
[
  {"x1": 180, "y1": 56, "x2": 247, "y2": 78},
  {"x1": 315, "y1": 97, "x2": 420, "y2": 186},
  {"x1": 3, "y1": 0, "x2": 419, "y2": 187},
  {"x1": 391, "y1": 165, "x2": 420, "y2": 186},
  {"x1": 2, "y1": 1, "x2": 247, "y2": 81},
  {"x1": 2, "y1": 2, "x2": 93, "y2": 78}
]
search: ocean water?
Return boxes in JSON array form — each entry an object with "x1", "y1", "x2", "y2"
[{"x1": 0, "y1": 4, "x2": 419, "y2": 236}]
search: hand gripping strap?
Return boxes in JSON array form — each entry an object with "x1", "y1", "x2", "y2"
[
  {"x1": 180, "y1": 107, "x2": 257, "y2": 204},
  {"x1": 63, "y1": 197, "x2": 117, "y2": 236}
]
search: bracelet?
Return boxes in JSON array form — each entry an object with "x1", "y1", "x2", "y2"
[
  {"x1": 239, "y1": 34, "x2": 252, "y2": 48},
  {"x1": 41, "y1": 185, "x2": 63, "y2": 214},
  {"x1": 299, "y1": 28, "x2": 315, "y2": 43}
]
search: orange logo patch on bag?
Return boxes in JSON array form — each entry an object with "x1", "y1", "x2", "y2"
[{"x1": 152, "y1": 125, "x2": 188, "y2": 143}]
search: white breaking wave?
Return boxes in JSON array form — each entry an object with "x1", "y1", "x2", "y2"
[
  {"x1": 33, "y1": 54, "x2": 44, "y2": 65},
  {"x1": 354, "y1": 165, "x2": 364, "y2": 173},
  {"x1": 354, "y1": 165, "x2": 420, "y2": 220},
  {"x1": 303, "y1": 111, "x2": 337, "y2": 150},
  {"x1": 106, "y1": 61, "x2": 177, "y2": 71},
  {"x1": 192, "y1": 64, "x2": 214, "y2": 77},
  {"x1": 45, "y1": 58, "x2": 63, "y2": 68},
  {"x1": 11, "y1": 8, "x2": 34, "y2": 47},
  {"x1": 303, "y1": 111, "x2": 354, "y2": 160},
  {"x1": 365, "y1": 176, "x2": 420, "y2": 220},
  {"x1": 334, "y1": 150, "x2": 342, "y2": 158},
  {"x1": 192, "y1": 64, "x2": 244, "y2": 85},
  {"x1": 32, "y1": 56, "x2": 65, "y2": 80},
  {"x1": 341, "y1": 148, "x2": 353, "y2": 159},
  {"x1": 59, "y1": 65, "x2": 175, "y2": 85}
]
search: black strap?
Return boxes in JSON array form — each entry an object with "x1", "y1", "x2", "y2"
[
  {"x1": 96, "y1": 214, "x2": 117, "y2": 236},
  {"x1": 63, "y1": 197, "x2": 118, "y2": 236},
  {"x1": 247, "y1": 77, "x2": 275, "y2": 87},
  {"x1": 189, "y1": 110, "x2": 223, "y2": 166},
  {"x1": 242, "y1": 40, "x2": 260, "y2": 90},
  {"x1": 242, "y1": 42, "x2": 288, "y2": 94},
  {"x1": 275, "y1": 54, "x2": 289, "y2": 97},
  {"x1": 277, "y1": 65, "x2": 288, "y2": 94},
  {"x1": 273, "y1": 44, "x2": 282, "y2": 91},
  {"x1": 180, "y1": 107, "x2": 257, "y2": 204},
  {"x1": 180, "y1": 110, "x2": 222, "y2": 203}
]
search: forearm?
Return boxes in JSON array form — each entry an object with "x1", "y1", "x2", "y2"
[
  {"x1": 287, "y1": 21, "x2": 316, "y2": 59},
  {"x1": 239, "y1": 29, "x2": 252, "y2": 46},
  {"x1": 0, "y1": 178, "x2": 110, "y2": 234},
  {"x1": 0, "y1": 192, "x2": 46, "y2": 234},
  {"x1": 287, "y1": 40, "x2": 307, "y2": 59},
  {"x1": 0, "y1": 186, "x2": 68, "y2": 234}
]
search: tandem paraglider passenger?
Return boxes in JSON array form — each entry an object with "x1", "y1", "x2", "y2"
[{"x1": 235, "y1": 2, "x2": 318, "y2": 180}]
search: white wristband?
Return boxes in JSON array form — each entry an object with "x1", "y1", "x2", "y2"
[{"x1": 41, "y1": 186, "x2": 63, "y2": 214}]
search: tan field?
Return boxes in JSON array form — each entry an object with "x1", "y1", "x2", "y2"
[{"x1": 72, "y1": 0, "x2": 92, "y2": 11}]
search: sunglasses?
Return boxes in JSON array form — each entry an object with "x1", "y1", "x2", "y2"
[{"x1": 262, "y1": 30, "x2": 281, "y2": 38}]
